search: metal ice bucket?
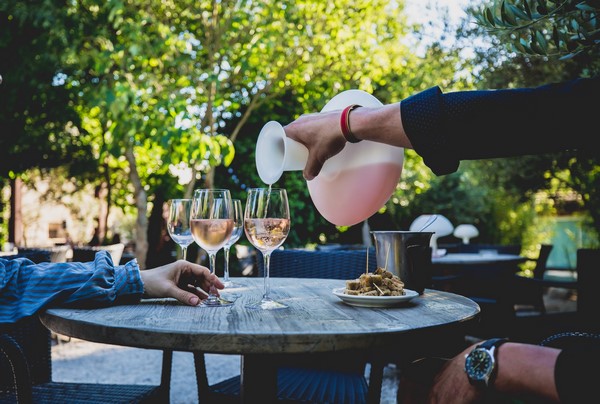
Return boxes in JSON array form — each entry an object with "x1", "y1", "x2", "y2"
[{"x1": 370, "y1": 231, "x2": 434, "y2": 294}]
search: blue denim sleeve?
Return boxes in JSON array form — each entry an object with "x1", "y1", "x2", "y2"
[{"x1": 0, "y1": 250, "x2": 143, "y2": 324}]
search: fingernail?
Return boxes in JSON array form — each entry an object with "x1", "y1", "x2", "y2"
[{"x1": 190, "y1": 296, "x2": 199, "y2": 305}]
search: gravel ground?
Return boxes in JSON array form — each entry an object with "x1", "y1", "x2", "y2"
[{"x1": 51, "y1": 339, "x2": 401, "y2": 403}]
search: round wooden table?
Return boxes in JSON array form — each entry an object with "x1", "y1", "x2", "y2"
[{"x1": 40, "y1": 277, "x2": 479, "y2": 403}]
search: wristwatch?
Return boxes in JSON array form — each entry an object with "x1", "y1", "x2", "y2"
[{"x1": 464, "y1": 338, "x2": 508, "y2": 388}]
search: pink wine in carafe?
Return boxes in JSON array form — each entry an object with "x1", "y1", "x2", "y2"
[{"x1": 307, "y1": 162, "x2": 402, "y2": 227}]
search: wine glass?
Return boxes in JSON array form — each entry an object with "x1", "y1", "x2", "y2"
[
  {"x1": 244, "y1": 187, "x2": 290, "y2": 310},
  {"x1": 191, "y1": 189, "x2": 235, "y2": 307},
  {"x1": 166, "y1": 199, "x2": 194, "y2": 261},
  {"x1": 222, "y1": 199, "x2": 243, "y2": 288}
]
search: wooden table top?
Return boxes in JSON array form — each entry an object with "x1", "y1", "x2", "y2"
[{"x1": 40, "y1": 277, "x2": 479, "y2": 356}]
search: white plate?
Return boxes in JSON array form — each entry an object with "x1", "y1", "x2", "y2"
[{"x1": 332, "y1": 288, "x2": 419, "y2": 308}]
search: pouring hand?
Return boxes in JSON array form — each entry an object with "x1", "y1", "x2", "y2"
[{"x1": 283, "y1": 110, "x2": 347, "y2": 180}]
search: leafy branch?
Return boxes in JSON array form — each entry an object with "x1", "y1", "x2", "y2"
[{"x1": 474, "y1": 0, "x2": 600, "y2": 59}]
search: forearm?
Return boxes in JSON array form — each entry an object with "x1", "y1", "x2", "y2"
[
  {"x1": 494, "y1": 343, "x2": 560, "y2": 401},
  {"x1": 427, "y1": 342, "x2": 560, "y2": 403},
  {"x1": 348, "y1": 102, "x2": 413, "y2": 148}
]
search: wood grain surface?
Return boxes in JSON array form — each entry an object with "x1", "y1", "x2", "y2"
[{"x1": 41, "y1": 277, "x2": 479, "y2": 357}]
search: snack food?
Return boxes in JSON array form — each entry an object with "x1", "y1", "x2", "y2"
[{"x1": 344, "y1": 267, "x2": 405, "y2": 296}]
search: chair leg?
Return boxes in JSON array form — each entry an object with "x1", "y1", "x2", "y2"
[
  {"x1": 366, "y1": 360, "x2": 384, "y2": 404},
  {"x1": 159, "y1": 349, "x2": 173, "y2": 403},
  {"x1": 194, "y1": 352, "x2": 213, "y2": 403},
  {"x1": 241, "y1": 354, "x2": 278, "y2": 403}
]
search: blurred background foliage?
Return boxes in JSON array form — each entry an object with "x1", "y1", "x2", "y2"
[{"x1": 0, "y1": 0, "x2": 598, "y2": 269}]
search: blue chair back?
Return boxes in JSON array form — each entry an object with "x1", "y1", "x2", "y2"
[
  {"x1": 257, "y1": 247, "x2": 377, "y2": 280},
  {"x1": 4, "y1": 249, "x2": 51, "y2": 264}
]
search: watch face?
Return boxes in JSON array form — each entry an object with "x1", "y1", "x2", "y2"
[{"x1": 465, "y1": 348, "x2": 494, "y2": 382}]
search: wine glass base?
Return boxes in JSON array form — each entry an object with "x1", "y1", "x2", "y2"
[
  {"x1": 221, "y1": 292, "x2": 240, "y2": 301},
  {"x1": 245, "y1": 298, "x2": 288, "y2": 310},
  {"x1": 223, "y1": 280, "x2": 242, "y2": 289},
  {"x1": 199, "y1": 297, "x2": 234, "y2": 307}
]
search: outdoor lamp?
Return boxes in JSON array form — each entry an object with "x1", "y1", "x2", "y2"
[
  {"x1": 409, "y1": 214, "x2": 454, "y2": 257},
  {"x1": 453, "y1": 224, "x2": 479, "y2": 244}
]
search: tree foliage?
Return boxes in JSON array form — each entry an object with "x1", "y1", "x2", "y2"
[
  {"x1": 0, "y1": 1, "x2": 94, "y2": 178},
  {"x1": 475, "y1": 0, "x2": 600, "y2": 60},
  {"x1": 3, "y1": 0, "x2": 461, "y2": 259}
]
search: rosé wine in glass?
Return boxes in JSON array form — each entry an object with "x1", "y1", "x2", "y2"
[
  {"x1": 244, "y1": 188, "x2": 290, "y2": 310},
  {"x1": 191, "y1": 189, "x2": 234, "y2": 307}
]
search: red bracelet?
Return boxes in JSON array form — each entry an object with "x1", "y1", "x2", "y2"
[{"x1": 340, "y1": 104, "x2": 362, "y2": 143}]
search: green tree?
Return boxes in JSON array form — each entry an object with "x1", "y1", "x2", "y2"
[
  {"x1": 475, "y1": 0, "x2": 600, "y2": 61},
  {"x1": 0, "y1": 1, "x2": 101, "y2": 247},
  {"x1": 0, "y1": 1, "x2": 90, "y2": 178},
  {"x1": 1, "y1": 0, "x2": 474, "y2": 260},
  {"x1": 64, "y1": 0, "x2": 432, "y2": 258}
]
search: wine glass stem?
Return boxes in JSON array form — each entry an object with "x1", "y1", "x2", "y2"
[
  {"x1": 208, "y1": 253, "x2": 219, "y2": 303},
  {"x1": 223, "y1": 246, "x2": 230, "y2": 282},
  {"x1": 182, "y1": 246, "x2": 188, "y2": 261},
  {"x1": 263, "y1": 252, "x2": 271, "y2": 300}
]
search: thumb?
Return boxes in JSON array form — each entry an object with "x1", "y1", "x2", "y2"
[
  {"x1": 303, "y1": 156, "x2": 324, "y2": 181},
  {"x1": 171, "y1": 287, "x2": 201, "y2": 306}
]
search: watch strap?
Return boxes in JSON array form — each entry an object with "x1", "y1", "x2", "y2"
[{"x1": 479, "y1": 337, "x2": 508, "y2": 351}]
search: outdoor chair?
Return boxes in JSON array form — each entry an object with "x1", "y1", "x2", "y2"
[
  {"x1": 4, "y1": 249, "x2": 51, "y2": 264},
  {"x1": 193, "y1": 247, "x2": 381, "y2": 404},
  {"x1": 506, "y1": 248, "x2": 598, "y2": 343},
  {"x1": 511, "y1": 244, "x2": 555, "y2": 315},
  {"x1": 575, "y1": 248, "x2": 600, "y2": 332},
  {"x1": 0, "y1": 317, "x2": 173, "y2": 404},
  {"x1": 0, "y1": 252, "x2": 173, "y2": 403},
  {"x1": 71, "y1": 243, "x2": 125, "y2": 266},
  {"x1": 511, "y1": 248, "x2": 600, "y2": 342},
  {"x1": 48, "y1": 245, "x2": 70, "y2": 263},
  {"x1": 17, "y1": 245, "x2": 70, "y2": 263},
  {"x1": 436, "y1": 245, "x2": 523, "y2": 339},
  {"x1": 533, "y1": 249, "x2": 600, "y2": 350},
  {"x1": 258, "y1": 247, "x2": 378, "y2": 279}
]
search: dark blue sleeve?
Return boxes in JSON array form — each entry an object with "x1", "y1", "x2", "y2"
[
  {"x1": 401, "y1": 76, "x2": 599, "y2": 175},
  {"x1": 555, "y1": 345, "x2": 600, "y2": 404}
]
